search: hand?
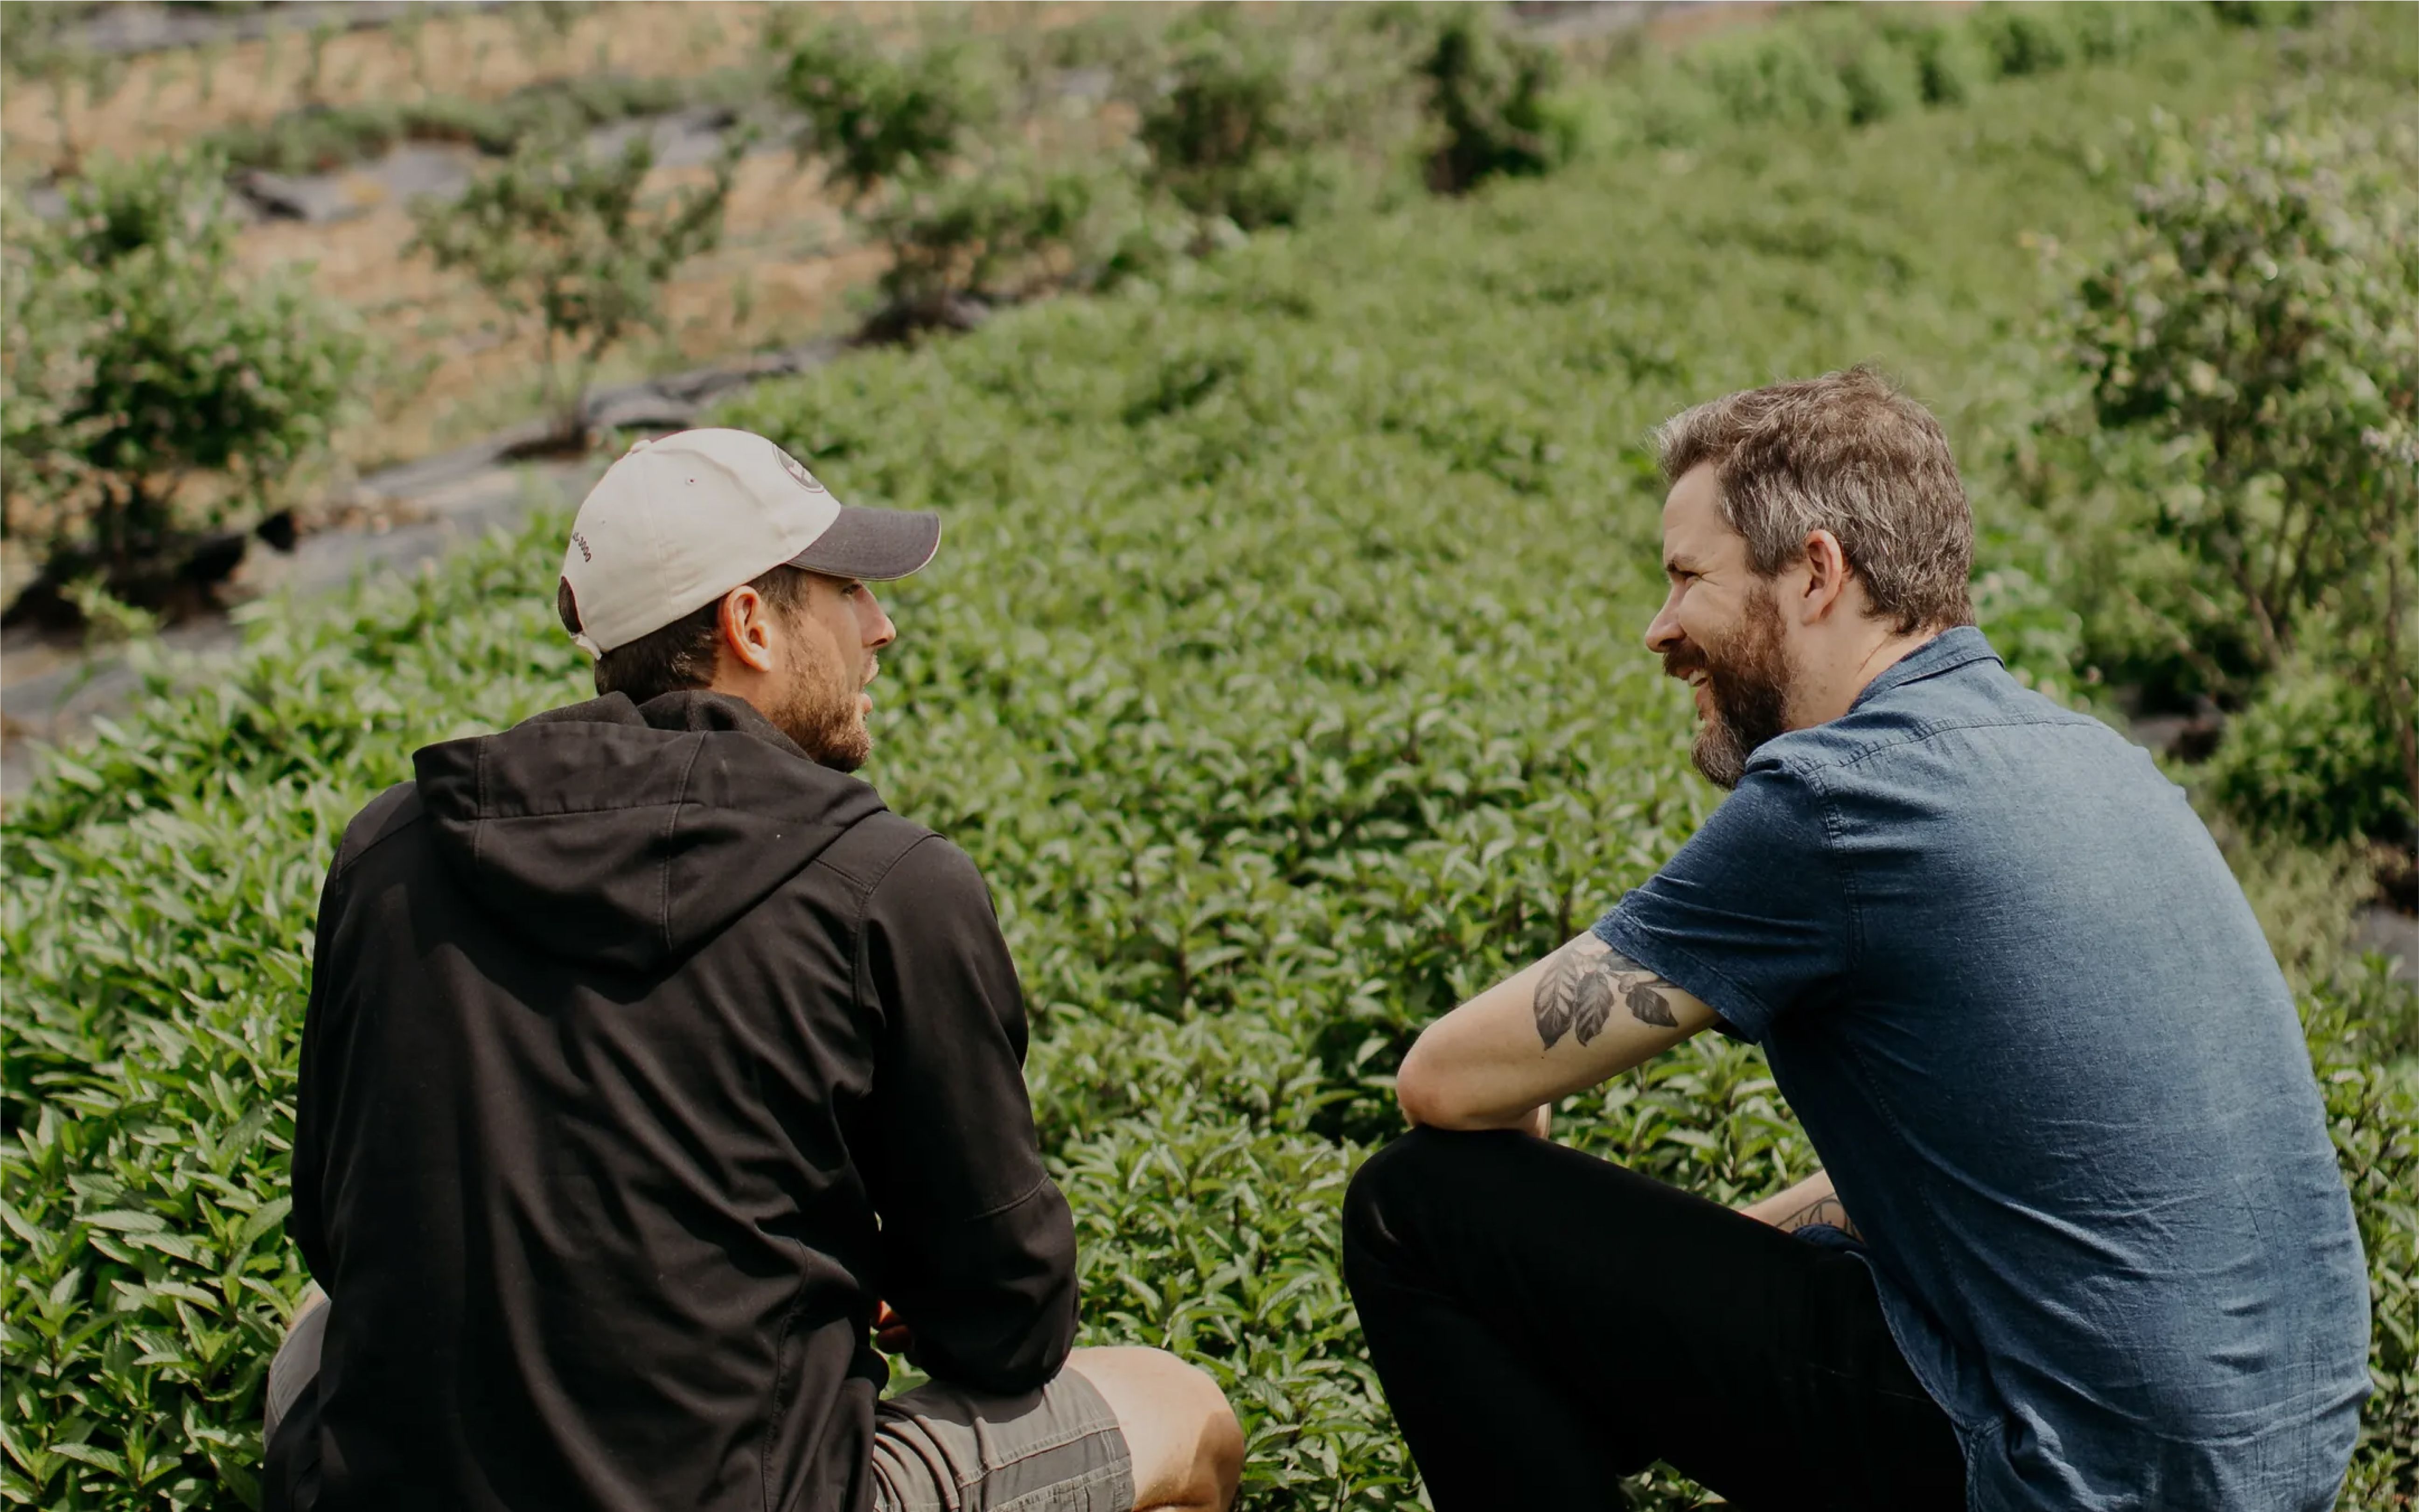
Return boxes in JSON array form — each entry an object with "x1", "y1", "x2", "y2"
[
  {"x1": 1738, "y1": 1170, "x2": 1860, "y2": 1241},
  {"x1": 872, "y1": 1300, "x2": 914, "y2": 1356}
]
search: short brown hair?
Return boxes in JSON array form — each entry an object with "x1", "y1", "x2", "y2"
[
  {"x1": 1652, "y1": 366, "x2": 1975, "y2": 634},
  {"x1": 558, "y1": 564, "x2": 812, "y2": 704}
]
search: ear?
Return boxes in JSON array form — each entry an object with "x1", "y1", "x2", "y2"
[
  {"x1": 716, "y1": 586, "x2": 780, "y2": 675},
  {"x1": 1797, "y1": 529, "x2": 1854, "y2": 625}
]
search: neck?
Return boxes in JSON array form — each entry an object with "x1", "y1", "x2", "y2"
[{"x1": 1786, "y1": 624, "x2": 1944, "y2": 730}]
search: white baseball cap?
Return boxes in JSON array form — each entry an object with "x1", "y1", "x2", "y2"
[{"x1": 556, "y1": 428, "x2": 940, "y2": 655}]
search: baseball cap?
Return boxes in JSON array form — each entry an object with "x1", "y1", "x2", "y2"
[{"x1": 556, "y1": 428, "x2": 940, "y2": 655}]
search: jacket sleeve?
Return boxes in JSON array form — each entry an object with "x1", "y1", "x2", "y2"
[
  {"x1": 857, "y1": 836, "x2": 1078, "y2": 1395},
  {"x1": 289, "y1": 783, "x2": 415, "y2": 1288},
  {"x1": 289, "y1": 839, "x2": 356, "y2": 1286}
]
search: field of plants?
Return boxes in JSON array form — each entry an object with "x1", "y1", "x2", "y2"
[{"x1": 4, "y1": 4, "x2": 2416, "y2": 1509}]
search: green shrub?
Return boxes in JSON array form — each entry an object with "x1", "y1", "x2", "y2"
[
  {"x1": 2211, "y1": 0, "x2": 2322, "y2": 28},
  {"x1": 1417, "y1": 7, "x2": 1575, "y2": 194},
  {"x1": 1136, "y1": 19, "x2": 1338, "y2": 232},
  {"x1": 863, "y1": 154, "x2": 1163, "y2": 337},
  {"x1": 2208, "y1": 668, "x2": 2415, "y2": 848},
  {"x1": 773, "y1": 16, "x2": 998, "y2": 204},
  {"x1": 2306, "y1": 964, "x2": 2419, "y2": 1508},
  {"x1": 1827, "y1": 26, "x2": 1924, "y2": 126},
  {"x1": 768, "y1": 15, "x2": 1153, "y2": 337},
  {"x1": 1693, "y1": 27, "x2": 1855, "y2": 130},
  {"x1": 1890, "y1": 15, "x2": 1990, "y2": 107},
  {"x1": 1971, "y1": 2, "x2": 2076, "y2": 78},
  {"x1": 2063, "y1": 1, "x2": 2209, "y2": 63},
  {"x1": 405, "y1": 128, "x2": 739, "y2": 444},
  {"x1": 2060, "y1": 109, "x2": 2419, "y2": 843},
  {"x1": 0, "y1": 149, "x2": 365, "y2": 611}
]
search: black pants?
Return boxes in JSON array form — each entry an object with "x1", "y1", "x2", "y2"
[{"x1": 1341, "y1": 1128, "x2": 1967, "y2": 1511}]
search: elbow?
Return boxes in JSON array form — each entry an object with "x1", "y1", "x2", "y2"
[
  {"x1": 1395, "y1": 1038, "x2": 1483, "y2": 1131},
  {"x1": 908, "y1": 1277, "x2": 1077, "y2": 1397}
]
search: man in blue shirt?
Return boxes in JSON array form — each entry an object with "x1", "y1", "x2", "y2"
[{"x1": 1343, "y1": 368, "x2": 2370, "y2": 1511}]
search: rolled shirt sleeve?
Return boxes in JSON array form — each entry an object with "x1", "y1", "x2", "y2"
[{"x1": 1591, "y1": 759, "x2": 1852, "y2": 1043}]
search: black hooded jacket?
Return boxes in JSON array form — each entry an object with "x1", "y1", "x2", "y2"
[{"x1": 274, "y1": 691, "x2": 1077, "y2": 1512}]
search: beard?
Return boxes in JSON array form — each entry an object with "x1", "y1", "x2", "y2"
[
  {"x1": 766, "y1": 645, "x2": 871, "y2": 773},
  {"x1": 1664, "y1": 585, "x2": 1793, "y2": 790}
]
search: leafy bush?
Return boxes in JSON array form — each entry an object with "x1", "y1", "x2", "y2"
[
  {"x1": 769, "y1": 15, "x2": 1164, "y2": 338},
  {"x1": 2208, "y1": 668, "x2": 2415, "y2": 848},
  {"x1": 0, "y1": 149, "x2": 364, "y2": 615},
  {"x1": 773, "y1": 16, "x2": 999, "y2": 204},
  {"x1": 1417, "y1": 7, "x2": 1576, "y2": 194},
  {"x1": 1135, "y1": 18, "x2": 1341, "y2": 233},
  {"x1": 2307, "y1": 964, "x2": 2419, "y2": 1508},
  {"x1": 7, "y1": 10, "x2": 2417, "y2": 1512},
  {"x1": 2060, "y1": 110, "x2": 2419, "y2": 842},
  {"x1": 861, "y1": 155, "x2": 1173, "y2": 338},
  {"x1": 406, "y1": 130, "x2": 739, "y2": 444},
  {"x1": 1970, "y1": 2, "x2": 2077, "y2": 78},
  {"x1": 1885, "y1": 13, "x2": 1991, "y2": 107}
]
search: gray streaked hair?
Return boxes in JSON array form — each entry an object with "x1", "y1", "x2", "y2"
[{"x1": 1652, "y1": 365, "x2": 1975, "y2": 635}]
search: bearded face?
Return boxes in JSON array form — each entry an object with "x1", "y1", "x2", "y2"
[
  {"x1": 764, "y1": 607, "x2": 874, "y2": 773},
  {"x1": 1663, "y1": 582, "x2": 1793, "y2": 790}
]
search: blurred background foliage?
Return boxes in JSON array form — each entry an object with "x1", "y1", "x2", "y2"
[{"x1": 2, "y1": 3, "x2": 2414, "y2": 1509}]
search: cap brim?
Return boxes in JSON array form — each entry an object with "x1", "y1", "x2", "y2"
[{"x1": 787, "y1": 507, "x2": 941, "y2": 581}]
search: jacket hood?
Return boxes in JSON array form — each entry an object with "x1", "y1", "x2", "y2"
[{"x1": 412, "y1": 691, "x2": 886, "y2": 973}]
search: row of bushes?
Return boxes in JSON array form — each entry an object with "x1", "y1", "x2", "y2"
[
  {"x1": 12, "y1": 1, "x2": 2401, "y2": 854},
  {"x1": 0, "y1": 6, "x2": 1574, "y2": 624},
  {"x1": 204, "y1": 69, "x2": 712, "y2": 177},
  {"x1": 1627, "y1": 0, "x2": 2301, "y2": 143},
  {"x1": 777, "y1": 5, "x2": 1577, "y2": 335},
  {"x1": 789, "y1": 1, "x2": 2326, "y2": 339},
  {"x1": 781, "y1": 0, "x2": 2415, "y2": 853}
]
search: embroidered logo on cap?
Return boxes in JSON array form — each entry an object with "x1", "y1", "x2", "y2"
[{"x1": 776, "y1": 447, "x2": 828, "y2": 494}]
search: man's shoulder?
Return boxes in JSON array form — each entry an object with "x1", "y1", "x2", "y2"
[
  {"x1": 332, "y1": 782, "x2": 427, "y2": 880},
  {"x1": 808, "y1": 811, "x2": 982, "y2": 908},
  {"x1": 1757, "y1": 658, "x2": 2111, "y2": 787}
]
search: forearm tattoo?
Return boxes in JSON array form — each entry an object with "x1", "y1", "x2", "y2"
[
  {"x1": 1773, "y1": 1194, "x2": 1861, "y2": 1241},
  {"x1": 1533, "y1": 936, "x2": 1679, "y2": 1049}
]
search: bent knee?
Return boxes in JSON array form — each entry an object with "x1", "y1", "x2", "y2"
[
  {"x1": 1071, "y1": 1347, "x2": 1241, "y2": 1509},
  {"x1": 1073, "y1": 1345, "x2": 1235, "y2": 1431},
  {"x1": 1343, "y1": 1126, "x2": 1524, "y2": 1254}
]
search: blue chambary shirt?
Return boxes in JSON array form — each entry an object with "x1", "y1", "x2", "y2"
[{"x1": 1596, "y1": 628, "x2": 2370, "y2": 1512}]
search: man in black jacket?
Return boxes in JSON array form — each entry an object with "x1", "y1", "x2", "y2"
[{"x1": 266, "y1": 429, "x2": 1243, "y2": 1512}]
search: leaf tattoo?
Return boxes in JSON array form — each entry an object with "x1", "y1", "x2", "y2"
[
  {"x1": 1533, "y1": 940, "x2": 1680, "y2": 1048},
  {"x1": 1534, "y1": 947, "x2": 1614, "y2": 1048},
  {"x1": 1625, "y1": 978, "x2": 1678, "y2": 1028}
]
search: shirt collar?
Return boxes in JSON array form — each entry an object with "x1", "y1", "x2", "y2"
[{"x1": 1848, "y1": 625, "x2": 2002, "y2": 711}]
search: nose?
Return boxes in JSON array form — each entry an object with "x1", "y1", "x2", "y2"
[
  {"x1": 861, "y1": 586, "x2": 897, "y2": 652},
  {"x1": 1643, "y1": 585, "x2": 1683, "y2": 655}
]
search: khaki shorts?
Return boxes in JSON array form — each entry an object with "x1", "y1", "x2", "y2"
[
  {"x1": 871, "y1": 1367, "x2": 1134, "y2": 1512},
  {"x1": 264, "y1": 1300, "x2": 1132, "y2": 1512}
]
